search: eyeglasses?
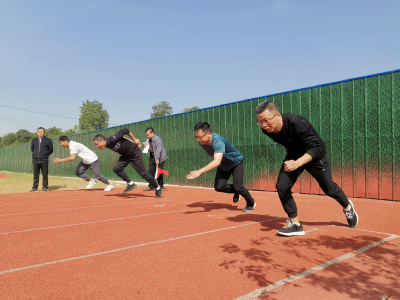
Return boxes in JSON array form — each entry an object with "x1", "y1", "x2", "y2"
[
  {"x1": 194, "y1": 132, "x2": 207, "y2": 140},
  {"x1": 256, "y1": 113, "x2": 277, "y2": 126}
]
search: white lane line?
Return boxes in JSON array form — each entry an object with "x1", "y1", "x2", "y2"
[
  {"x1": 234, "y1": 234, "x2": 399, "y2": 300},
  {"x1": 0, "y1": 217, "x2": 281, "y2": 275},
  {"x1": 0, "y1": 199, "x2": 168, "y2": 217},
  {"x1": 0, "y1": 208, "x2": 207, "y2": 235}
]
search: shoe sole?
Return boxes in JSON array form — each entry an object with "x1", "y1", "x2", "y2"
[
  {"x1": 277, "y1": 230, "x2": 305, "y2": 236},
  {"x1": 347, "y1": 199, "x2": 359, "y2": 228}
]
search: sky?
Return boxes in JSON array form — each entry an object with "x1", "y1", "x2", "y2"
[{"x1": 1, "y1": 0, "x2": 399, "y2": 136}]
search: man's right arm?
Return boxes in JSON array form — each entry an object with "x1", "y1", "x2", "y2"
[
  {"x1": 107, "y1": 128, "x2": 131, "y2": 144},
  {"x1": 31, "y1": 139, "x2": 35, "y2": 152}
]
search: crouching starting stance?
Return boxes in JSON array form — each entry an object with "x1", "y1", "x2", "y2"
[
  {"x1": 187, "y1": 122, "x2": 256, "y2": 212},
  {"x1": 93, "y1": 128, "x2": 163, "y2": 198},
  {"x1": 53, "y1": 136, "x2": 114, "y2": 191}
]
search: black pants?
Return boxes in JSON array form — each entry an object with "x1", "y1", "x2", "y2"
[
  {"x1": 214, "y1": 162, "x2": 255, "y2": 206},
  {"x1": 276, "y1": 155, "x2": 349, "y2": 218},
  {"x1": 147, "y1": 157, "x2": 165, "y2": 188},
  {"x1": 32, "y1": 159, "x2": 49, "y2": 188},
  {"x1": 112, "y1": 147, "x2": 159, "y2": 188}
]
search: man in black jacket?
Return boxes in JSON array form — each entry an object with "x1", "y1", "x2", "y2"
[
  {"x1": 93, "y1": 128, "x2": 163, "y2": 198},
  {"x1": 30, "y1": 127, "x2": 53, "y2": 192},
  {"x1": 255, "y1": 101, "x2": 358, "y2": 236}
]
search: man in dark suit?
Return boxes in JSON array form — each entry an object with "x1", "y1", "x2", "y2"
[
  {"x1": 30, "y1": 127, "x2": 53, "y2": 192},
  {"x1": 143, "y1": 127, "x2": 168, "y2": 191}
]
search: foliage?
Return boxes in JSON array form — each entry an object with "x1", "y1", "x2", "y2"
[
  {"x1": 78, "y1": 99, "x2": 109, "y2": 132},
  {"x1": 151, "y1": 101, "x2": 173, "y2": 118},
  {"x1": 0, "y1": 127, "x2": 76, "y2": 149},
  {"x1": 45, "y1": 126, "x2": 64, "y2": 139},
  {"x1": 182, "y1": 106, "x2": 200, "y2": 113}
]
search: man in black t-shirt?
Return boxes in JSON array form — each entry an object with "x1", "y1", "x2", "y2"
[
  {"x1": 93, "y1": 128, "x2": 163, "y2": 198},
  {"x1": 255, "y1": 101, "x2": 358, "y2": 236}
]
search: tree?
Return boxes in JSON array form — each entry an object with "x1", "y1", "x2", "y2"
[
  {"x1": 150, "y1": 101, "x2": 173, "y2": 118},
  {"x1": 78, "y1": 100, "x2": 109, "y2": 132},
  {"x1": 182, "y1": 106, "x2": 200, "y2": 113},
  {"x1": 45, "y1": 126, "x2": 63, "y2": 139}
]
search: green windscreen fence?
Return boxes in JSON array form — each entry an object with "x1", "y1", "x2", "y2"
[{"x1": 1, "y1": 69, "x2": 400, "y2": 200}]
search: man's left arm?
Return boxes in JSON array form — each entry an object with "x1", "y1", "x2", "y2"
[
  {"x1": 153, "y1": 136, "x2": 164, "y2": 165},
  {"x1": 284, "y1": 120, "x2": 321, "y2": 172},
  {"x1": 48, "y1": 138, "x2": 54, "y2": 156},
  {"x1": 187, "y1": 153, "x2": 223, "y2": 179}
]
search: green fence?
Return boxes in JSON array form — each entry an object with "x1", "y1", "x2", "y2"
[{"x1": 1, "y1": 69, "x2": 400, "y2": 200}]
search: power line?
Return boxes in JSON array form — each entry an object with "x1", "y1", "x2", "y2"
[
  {"x1": 0, "y1": 104, "x2": 119, "y2": 126},
  {"x1": 0, "y1": 104, "x2": 79, "y2": 120}
]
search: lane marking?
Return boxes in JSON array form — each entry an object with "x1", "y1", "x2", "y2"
[
  {"x1": 0, "y1": 208, "x2": 207, "y2": 235},
  {"x1": 234, "y1": 234, "x2": 399, "y2": 300},
  {"x1": 0, "y1": 199, "x2": 169, "y2": 217},
  {"x1": 0, "y1": 217, "x2": 281, "y2": 275}
]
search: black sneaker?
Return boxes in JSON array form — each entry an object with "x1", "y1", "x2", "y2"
[
  {"x1": 277, "y1": 220, "x2": 305, "y2": 236},
  {"x1": 143, "y1": 187, "x2": 154, "y2": 192},
  {"x1": 344, "y1": 199, "x2": 358, "y2": 228},
  {"x1": 43, "y1": 187, "x2": 48, "y2": 192},
  {"x1": 154, "y1": 187, "x2": 163, "y2": 198},
  {"x1": 242, "y1": 202, "x2": 256, "y2": 212},
  {"x1": 123, "y1": 183, "x2": 137, "y2": 193},
  {"x1": 29, "y1": 188, "x2": 38, "y2": 192},
  {"x1": 233, "y1": 193, "x2": 241, "y2": 203}
]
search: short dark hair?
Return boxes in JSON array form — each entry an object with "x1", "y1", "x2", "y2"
[
  {"x1": 58, "y1": 136, "x2": 70, "y2": 142},
  {"x1": 93, "y1": 134, "x2": 106, "y2": 142},
  {"x1": 255, "y1": 101, "x2": 280, "y2": 115},
  {"x1": 194, "y1": 122, "x2": 211, "y2": 133},
  {"x1": 37, "y1": 127, "x2": 45, "y2": 132},
  {"x1": 145, "y1": 127, "x2": 154, "y2": 134}
]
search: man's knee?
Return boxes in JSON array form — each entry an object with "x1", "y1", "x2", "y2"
[
  {"x1": 75, "y1": 169, "x2": 82, "y2": 177},
  {"x1": 113, "y1": 165, "x2": 124, "y2": 173},
  {"x1": 214, "y1": 182, "x2": 225, "y2": 192}
]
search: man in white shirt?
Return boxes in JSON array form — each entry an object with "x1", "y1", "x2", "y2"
[{"x1": 53, "y1": 136, "x2": 113, "y2": 191}]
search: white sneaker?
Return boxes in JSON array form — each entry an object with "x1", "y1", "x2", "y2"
[
  {"x1": 104, "y1": 183, "x2": 114, "y2": 191},
  {"x1": 86, "y1": 180, "x2": 97, "y2": 189}
]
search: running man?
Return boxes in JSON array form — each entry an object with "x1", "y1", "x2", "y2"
[
  {"x1": 187, "y1": 122, "x2": 256, "y2": 212},
  {"x1": 53, "y1": 136, "x2": 114, "y2": 191},
  {"x1": 92, "y1": 128, "x2": 163, "y2": 198},
  {"x1": 255, "y1": 101, "x2": 358, "y2": 236}
]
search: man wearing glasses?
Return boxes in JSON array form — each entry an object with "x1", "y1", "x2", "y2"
[
  {"x1": 92, "y1": 128, "x2": 163, "y2": 198},
  {"x1": 255, "y1": 101, "x2": 358, "y2": 236},
  {"x1": 187, "y1": 122, "x2": 256, "y2": 212}
]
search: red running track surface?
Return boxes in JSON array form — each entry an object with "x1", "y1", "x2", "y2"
[{"x1": 1, "y1": 186, "x2": 399, "y2": 299}]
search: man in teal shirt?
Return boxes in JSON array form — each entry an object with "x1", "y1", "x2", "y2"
[{"x1": 187, "y1": 122, "x2": 256, "y2": 212}]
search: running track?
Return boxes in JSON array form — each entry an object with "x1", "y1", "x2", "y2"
[{"x1": 1, "y1": 186, "x2": 399, "y2": 299}]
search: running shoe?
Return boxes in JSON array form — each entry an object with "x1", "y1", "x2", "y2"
[
  {"x1": 155, "y1": 187, "x2": 163, "y2": 198},
  {"x1": 344, "y1": 199, "x2": 358, "y2": 228},
  {"x1": 233, "y1": 193, "x2": 241, "y2": 203},
  {"x1": 86, "y1": 180, "x2": 97, "y2": 189},
  {"x1": 277, "y1": 220, "x2": 305, "y2": 236},
  {"x1": 242, "y1": 202, "x2": 256, "y2": 212},
  {"x1": 104, "y1": 183, "x2": 114, "y2": 191},
  {"x1": 123, "y1": 183, "x2": 137, "y2": 193},
  {"x1": 143, "y1": 187, "x2": 154, "y2": 191}
]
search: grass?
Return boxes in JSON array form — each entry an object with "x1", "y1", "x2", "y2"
[{"x1": 0, "y1": 171, "x2": 138, "y2": 194}]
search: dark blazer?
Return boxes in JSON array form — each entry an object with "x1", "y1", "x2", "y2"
[{"x1": 31, "y1": 136, "x2": 54, "y2": 159}]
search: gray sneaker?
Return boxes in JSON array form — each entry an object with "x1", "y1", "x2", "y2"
[
  {"x1": 242, "y1": 202, "x2": 256, "y2": 212},
  {"x1": 277, "y1": 220, "x2": 305, "y2": 236},
  {"x1": 344, "y1": 199, "x2": 358, "y2": 228}
]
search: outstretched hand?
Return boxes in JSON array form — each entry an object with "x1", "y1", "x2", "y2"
[
  {"x1": 53, "y1": 158, "x2": 61, "y2": 163},
  {"x1": 187, "y1": 170, "x2": 201, "y2": 180}
]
